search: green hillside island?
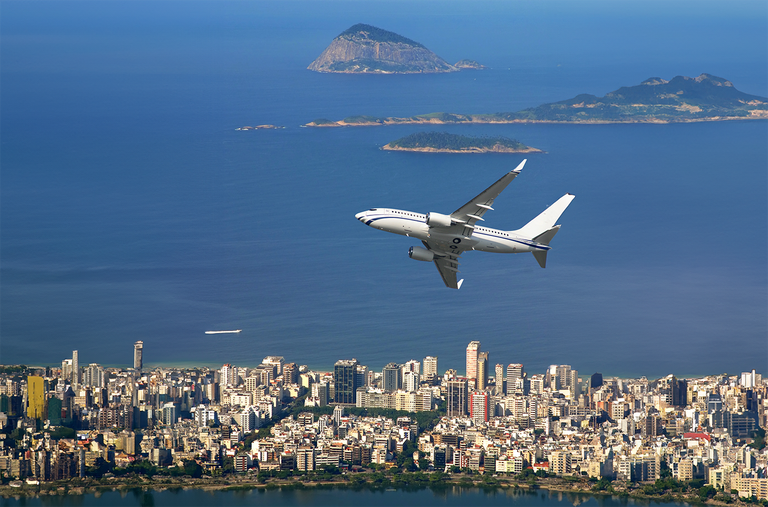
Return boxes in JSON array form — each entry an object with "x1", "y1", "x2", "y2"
[
  {"x1": 305, "y1": 74, "x2": 768, "y2": 126},
  {"x1": 382, "y1": 132, "x2": 542, "y2": 154}
]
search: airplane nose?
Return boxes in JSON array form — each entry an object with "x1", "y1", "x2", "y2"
[{"x1": 355, "y1": 212, "x2": 366, "y2": 222}]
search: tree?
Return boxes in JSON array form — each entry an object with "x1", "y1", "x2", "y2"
[{"x1": 183, "y1": 459, "x2": 203, "y2": 478}]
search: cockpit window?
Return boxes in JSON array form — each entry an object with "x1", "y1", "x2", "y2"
[{"x1": 369, "y1": 208, "x2": 378, "y2": 211}]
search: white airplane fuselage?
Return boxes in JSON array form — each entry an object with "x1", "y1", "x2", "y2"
[
  {"x1": 354, "y1": 208, "x2": 549, "y2": 254},
  {"x1": 354, "y1": 161, "x2": 573, "y2": 288}
]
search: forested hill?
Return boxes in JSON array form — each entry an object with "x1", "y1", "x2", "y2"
[
  {"x1": 382, "y1": 132, "x2": 541, "y2": 153},
  {"x1": 501, "y1": 74, "x2": 768, "y2": 122}
]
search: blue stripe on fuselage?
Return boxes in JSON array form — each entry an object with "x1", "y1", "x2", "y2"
[
  {"x1": 365, "y1": 215, "x2": 425, "y2": 226},
  {"x1": 473, "y1": 230, "x2": 551, "y2": 250}
]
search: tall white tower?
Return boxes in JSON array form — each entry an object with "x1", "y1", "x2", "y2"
[
  {"x1": 72, "y1": 350, "x2": 79, "y2": 386},
  {"x1": 423, "y1": 356, "x2": 438, "y2": 379},
  {"x1": 466, "y1": 341, "x2": 480, "y2": 381},
  {"x1": 133, "y1": 341, "x2": 144, "y2": 371}
]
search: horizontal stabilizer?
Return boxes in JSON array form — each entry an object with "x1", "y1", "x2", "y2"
[
  {"x1": 532, "y1": 225, "x2": 561, "y2": 246},
  {"x1": 532, "y1": 250, "x2": 548, "y2": 268},
  {"x1": 515, "y1": 194, "x2": 575, "y2": 239}
]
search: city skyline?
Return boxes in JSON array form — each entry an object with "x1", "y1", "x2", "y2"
[{"x1": 2, "y1": 339, "x2": 764, "y2": 498}]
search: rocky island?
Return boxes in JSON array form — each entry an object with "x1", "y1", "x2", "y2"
[
  {"x1": 454, "y1": 59, "x2": 486, "y2": 70},
  {"x1": 382, "y1": 132, "x2": 541, "y2": 154},
  {"x1": 304, "y1": 74, "x2": 768, "y2": 125},
  {"x1": 308, "y1": 24, "x2": 457, "y2": 74},
  {"x1": 235, "y1": 125, "x2": 284, "y2": 130}
]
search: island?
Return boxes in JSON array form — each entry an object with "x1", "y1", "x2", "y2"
[
  {"x1": 382, "y1": 132, "x2": 542, "y2": 154},
  {"x1": 236, "y1": 125, "x2": 285, "y2": 130},
  {"x1": 308, "y1": 24, "x2": 458, "y2": 74},
  {"x1": 304, "y1": 74, "x2": 768, "y2": 125},
  {"x1": 454, "y1": 59, "x2": 486, "y2": 70}
]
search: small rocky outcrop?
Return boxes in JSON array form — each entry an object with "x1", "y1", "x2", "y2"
[
  {"x1": 308, "y1": 24, "x2": 457, "y2": 74},
  {"x1": 454, "y1": 59, "x2": 486, "y2": 70}
]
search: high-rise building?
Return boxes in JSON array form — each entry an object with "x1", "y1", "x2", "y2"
[
  {"x1": 470, "y1": 392, "x2": 489, "y2": 424},
  {"x1": 672, "y1": 377, "x2": 687, "y2": 407},
  {"x1": 355, "y1": 365, "x2": 369, "y2": 389},
  {"x1": 283, "y1": 363, "x2": 299, "y2": 384},
  {"x1": 61, "y1": 359, "x2": 73, "y2": 384},
  {"x1": 27, "y1": 376, "x2": 46, "y2": 420},
  {"x1": 529, "y1": 374, "x2": 545, "y2": 395},
  {"x1": 85, "y1": 364, "x2": 104, "y2": 388},
  {"x1": 262, "y1": 356, "x2": 285, "y2": 377},
  {"x1": 403, "y1": 371, "x2": 420, "y2": 392},
  {"x1": 447, "y1": 379, "x2": 467, "y2": 417},
  {"x1": 466, "y1": 341, "x2": 481, "y2": 380},
  {"x1": 569, "y1": 369, "x2": 579, "y2": 398},
  {"x1": 556, "y1": 365, "x2": 572, "y2": 390},
  {"x1": 423, "y1": 356, "x2": 438, "y2": 379},
  {"x1": 334, "y1": 359, "x2": 359, "y2": 404},
  {"x1": 333, "y1": 405, "x2": 345, "y2": 425},
  {"x1": 133, "y1": 341, "x2": 143, "y2": 371},
  {"x1": 161, "y1": 402, "x2": 177, "y2": 426},
  {"x1": 741, "y1": 369, "x2": 757, "y2": 388},
  {"x1": 707, "y1": 393, "x2": 723, "y2": 414},
  {"x1": 382, "y1": 363, "x2": 400, "y2": 393},
  {"x1": 220, "y1": 364, "x2": 237, "y2": 387},
  {"x1": 402, "y1": 360, "x2": 421, "y2": 376},
  {"x1": 71, "y1": 350, "x2": 79, "y2": 386},
  {"x1": 495, "y1": 364, "x2": 505, "y2": 395},
  {"x1": 477, "y1": 352, "x2": 489, "y2": 390},
  {"x1": 311, "y1": 381, "x2": 329, "y2": 407},
  {"x1": 506, "y1": 364, "x2": 524, "y2": 395}
]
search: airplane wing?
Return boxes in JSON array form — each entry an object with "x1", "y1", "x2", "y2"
[
  {"x1": 450, "y1": 159, "x2": 526, "y2": 237},
  {"x1": 422, "y1": 240, "x2": 466, "y2": 289}
]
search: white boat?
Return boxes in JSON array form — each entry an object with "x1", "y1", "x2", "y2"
[{"x1": 204, "y1": 330, "x2": 242, "y2": 335}]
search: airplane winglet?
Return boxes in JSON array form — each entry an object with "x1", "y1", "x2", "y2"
[
  {"x1": 457, "y1": 279, "x2": 464, "y2": 290},
  {"x1": 512, "y1": 159, "x2": 527, "y2": 173}
]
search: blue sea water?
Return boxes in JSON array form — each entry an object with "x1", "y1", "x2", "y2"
[{"x1": 1, "y1": 0, "x2": 767, "y2": 379}]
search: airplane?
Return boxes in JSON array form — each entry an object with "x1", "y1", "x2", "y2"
[{"x1": 354, "y1": 160, "x2": 574, "y2": 289}]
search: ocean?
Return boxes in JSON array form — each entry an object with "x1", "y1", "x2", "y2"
[{"x1": 1, "y1": 0, "x2": 767, "y2": 381}]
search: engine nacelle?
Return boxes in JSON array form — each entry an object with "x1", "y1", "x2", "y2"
[
  {"x1": 426, "y1": 212, "x2": 452, "y2": 228},
  {"x1": 408, "y1": 246, "x2": 434, "y2": 262}
]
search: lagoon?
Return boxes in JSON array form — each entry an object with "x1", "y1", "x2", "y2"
[{"x1": 0, "y1": 486, "x2": 694, "y2": 507}]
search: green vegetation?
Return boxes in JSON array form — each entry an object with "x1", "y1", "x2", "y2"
[
  {"x1": 0, "y1": 365, "x2": 27, "y2": 374},
  {"x1": 341, "y1": 115, "x2": 384, "y2": 124},
  {"x1": 338, "y1": 24, "x2": 425, "y2": 48},
  {"x1": 386, "y1": 132, "x2": 533, "y2": 152},
  {"x1": 749, "y1": 428, "x2": 766, "y2": 450},
  {"x1": 44, "y1": 425, "x2": 76, "y2": 440},
  {"x1": 307, "y1": 118, "x2": 338, "y2": 126}
]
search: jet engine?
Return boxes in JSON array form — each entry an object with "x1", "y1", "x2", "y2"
[
  {"x1": 408, "y1": 246, "x2": 434, "y2": 262},
  {"x1": 426, "y1": 212, "x2": 452, "y2": 228}
]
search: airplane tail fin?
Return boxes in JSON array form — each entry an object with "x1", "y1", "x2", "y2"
[
  {"x1": 514, "y1": 194, "x2": 575, "y2": 240},
  {"x1": 532, "y1": 225, "x2": 560, "y2": 246},
  {"x1": 532, "y1": 250, "x2": 548, "y2": 268},
  {"x1": 512, "y1": 194, "x2": 574, "y2": 269}
]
